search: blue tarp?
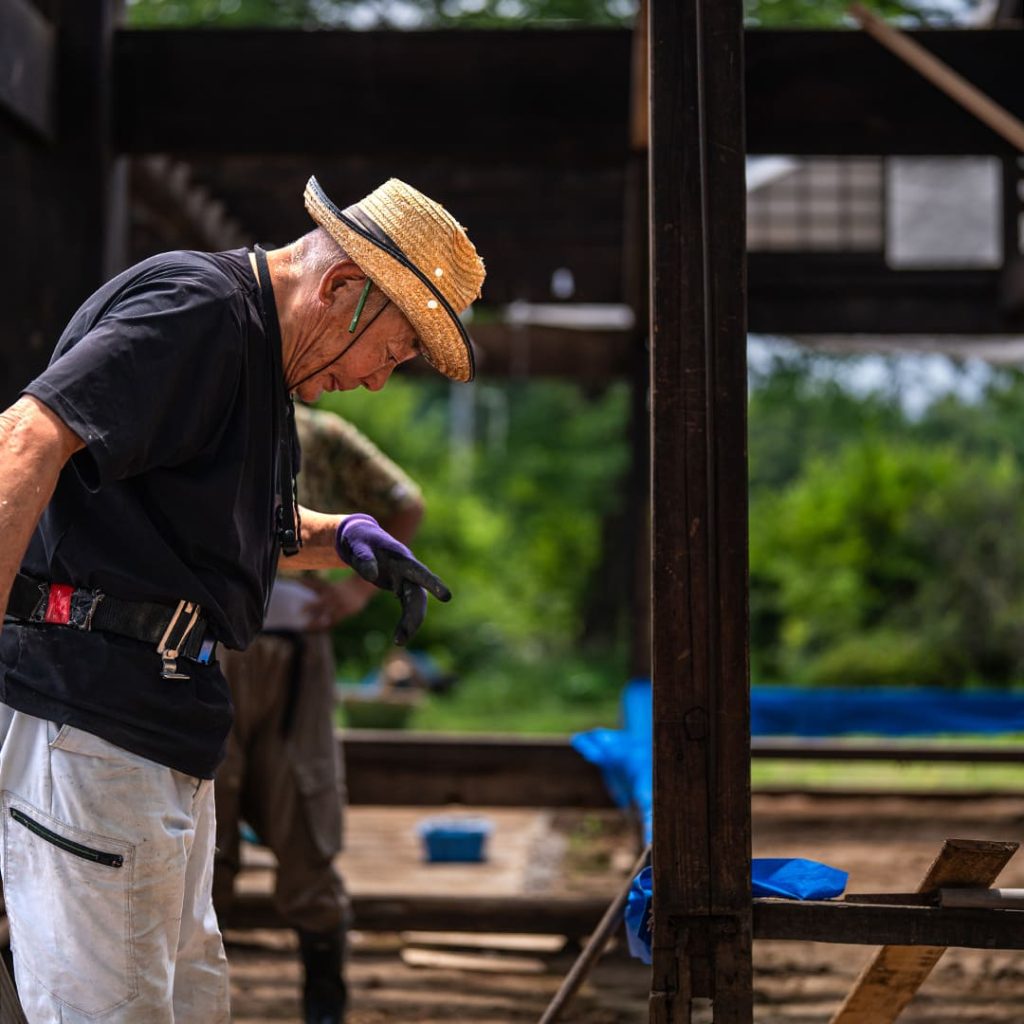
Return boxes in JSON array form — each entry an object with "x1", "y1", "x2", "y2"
[
  {"x1": 623, "y1": 860, "x2": 849, "y2": 964},
  {"x1": 577, "y1": 679, "x2": 1024, "y2": 962},
  {"x1": 573, "y1": 681, "x2": 1024, "y2": 838},
  {"x1": 751, "y1": 684, "x2": 1024, "y2": 737},
  {"x1": 575, "y1": 680, "x2": 861, "y2": 962}
]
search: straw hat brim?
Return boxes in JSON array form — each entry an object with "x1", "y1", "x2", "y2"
[{"x1": 305, "y1": 185, "x2": 476, "y2": 383}]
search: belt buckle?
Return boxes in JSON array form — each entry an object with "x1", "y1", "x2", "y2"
[{"x1": 156, "y1": 600, "x2": 201, "y2": 681}]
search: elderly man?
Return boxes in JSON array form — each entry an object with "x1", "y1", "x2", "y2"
[
  {"x1": 0, "y1": 177, "x2": 484, "y2": 1023},
  {"x1": 215, "y1": 405, "x2": 425, "y2": 1024}
]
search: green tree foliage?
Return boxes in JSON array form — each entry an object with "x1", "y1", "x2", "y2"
[
  {"x1": 751, "y1": 357, "x2": 1024, "y2": 689},
  {"x1": 744, "y1": 0, "x2": 963, "y2": 27},
  {"x1": 317, "y1": 378, "x2": 630, "y2": 685},
  {"x1": 125, "y1": 0, "x2": 637, "y2": 29},
  {"x1": 125, "y1": 0, "x2": 971, "y2": 29}
]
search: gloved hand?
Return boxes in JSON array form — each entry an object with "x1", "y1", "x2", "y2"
[{"x1": 334, "y1": 514, "x2": 451, "y2": 645}]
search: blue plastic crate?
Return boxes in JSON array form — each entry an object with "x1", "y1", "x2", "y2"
[{"x1": 417, "y1": 816, "x2": 493, "y2": 863}]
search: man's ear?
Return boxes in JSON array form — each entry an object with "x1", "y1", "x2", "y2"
[{"x1": 317, "y1": 258, "x2": 365, "y2": 306}]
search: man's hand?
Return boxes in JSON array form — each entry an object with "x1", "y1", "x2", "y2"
[{"x1": 335, "y1": 514, "x2": 451, "y2": 645}]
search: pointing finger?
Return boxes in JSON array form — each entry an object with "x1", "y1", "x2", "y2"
[
  {"x1": 397, "y1": 558, "x2": 452, "y2": 602},
  {"x1": 394, "y1": 581, "x2": 428, "y2": 646}
]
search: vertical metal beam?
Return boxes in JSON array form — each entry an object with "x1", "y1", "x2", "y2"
[{"x1": 648, "y1": 0, "x2": 751, "y2": 1020}]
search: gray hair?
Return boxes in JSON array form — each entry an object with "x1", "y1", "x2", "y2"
[{"x1": 296, "y1": 227, "x2": 349, "y2": 275}]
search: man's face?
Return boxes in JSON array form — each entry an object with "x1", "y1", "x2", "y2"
[{"x1": 290, "y1": 270, "x2": 421, "y2": 403}]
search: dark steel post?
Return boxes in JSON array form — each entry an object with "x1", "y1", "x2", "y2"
[{"x1": 648, "y1": 0, "x2": 751, "y2": 1020}]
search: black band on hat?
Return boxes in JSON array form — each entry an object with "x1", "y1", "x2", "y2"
[{"x1": 306, "y1": 177, "x2": 476, "y2": 380}]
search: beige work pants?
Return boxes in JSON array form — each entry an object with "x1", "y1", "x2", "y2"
[
  {"x1": 213, "y1": 631, "x2": 348, "y2": 934},
  {"x1": 0, "y1": 708, "x2": 229, "y2": 1024}
]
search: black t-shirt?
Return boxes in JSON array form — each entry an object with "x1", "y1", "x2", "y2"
[{"x1": 0, "y1": 248, "x2": 291, "y2": 779}]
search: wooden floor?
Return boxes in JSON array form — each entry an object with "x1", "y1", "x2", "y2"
[
  {"x1": 225, "y1": 797, "x2": 1024, "y2": 1023},
  {"x1": 228, "y1": 806, "x2": 644, "y2": 1023}
]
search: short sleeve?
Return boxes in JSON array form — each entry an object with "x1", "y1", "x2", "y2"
[
  {"x1": 24, "y1": 268, "x2": 244, "y2": 489},
  {"x1": 294, "y1": 406, "x2": 421, "y2": 520}
]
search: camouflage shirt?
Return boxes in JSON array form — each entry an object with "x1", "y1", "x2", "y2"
[{"x1": 294, "y1": 404, "x2": 421, "y2": 522}]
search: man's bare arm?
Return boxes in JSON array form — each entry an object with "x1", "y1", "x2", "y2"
[
  {"x1": 281, "y1": 499, "x2": 425, "y2": 573},
  {"x1": 279, "y1": 506, "x2": 348, "y2": 572},
  {"x1": 0, "y1": 397, "x2": 85, "y2": 621}
]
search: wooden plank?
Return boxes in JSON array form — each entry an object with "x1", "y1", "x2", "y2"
[
  {"x1": 219, "y1": 892, "x2": 609, "y2": 937},
  {"x1": 744, "y1": 29, "x2": 1024, "y2": 156},
  {"x1": 112, "y1": 30, "x2": 1024, "y2": 158},
  {"x1": 338, "y1": 731, "x2": 1024, "y2": 809},
  {"x1": 850, "y1": 4, "x2": 1024, "y2": 153},
  {"x1": 828, "y1": 838, "x2": 1018, "y2": 1024},
  {"x1": 754, "y1": 898, "x2": 1024, "y2": 950},
  {"x1": 340, "y1": 731, "x2": 614, "y2": 809},
  {"x1": 221, "y1": 888, "x2": 1024, "y2": 951},
  {"x1": 113, "y1": 29, "x2": 630, "y2": 160},
  {"x1": 749, "y1": 254, "x2": 1024, "y2": 337},
  {"x1": 649, "y1": 0, "x2": 751, "y2": 1019},
  {"x1": 0, "y1": 0, "x2": 54, "y2": 139}
]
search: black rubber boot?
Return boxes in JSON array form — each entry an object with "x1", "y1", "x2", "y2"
[{"x1": 298, "y1": 927, "x2": 348, "y2": 1024}]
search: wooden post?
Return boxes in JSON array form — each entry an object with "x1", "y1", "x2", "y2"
[
  {"x1": 625, "y1": 0, "x2": 651, "y2": 679},
  {"x1": 648, "y1": 0, "x2": 751, "y2": 1021},
  {"x1": 849, "y1": 4, "x2": 1024, "y2": 153}
]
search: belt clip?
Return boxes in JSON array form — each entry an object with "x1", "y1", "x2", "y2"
[{"x1": 157, "y1": 600, "x2": 200, "y2": 681}]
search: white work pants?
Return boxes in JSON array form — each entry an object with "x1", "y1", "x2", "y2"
[{"x1": 0, "y1": 708, "x2": 230, "y2": 1023}]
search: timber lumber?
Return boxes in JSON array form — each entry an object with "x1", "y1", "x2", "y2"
[
  {"x1": 828, "y1": 838, "x2": 1018, "y2": 1024},
  {"x1": 849, "y1": 4, "x2": 1024, "y2": 153},
  {"x1": 221, "y1": 888, "x2": 1024, "y2": 949},
  {"x1": 754, "y1": 898, "x2": 1024, "y2": 949},
  {"x1": 339, "y1": 730, "x2": 614, "y2": 808},
  {"x1": 219, "y1": 892, "x2": 609, "y2": 937},
  {"x1": 112, "y1": 29, "x2": 1024, "y2": 157},
  {"x1": 338, "y1": 731, "x2": 1024, "y2": 809}
]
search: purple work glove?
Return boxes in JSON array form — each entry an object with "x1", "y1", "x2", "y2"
[{"x1": 335, "y1": 513, "x2": 451, "y2": 646}]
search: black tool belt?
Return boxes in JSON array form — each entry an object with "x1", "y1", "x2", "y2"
[{"x1": 6, "y1": 573, "x2": 217, "y2": 679}]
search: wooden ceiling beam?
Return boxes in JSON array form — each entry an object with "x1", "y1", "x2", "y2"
[{"x1": 112, "y1": 29, "x2": 1024, "y2": 158}]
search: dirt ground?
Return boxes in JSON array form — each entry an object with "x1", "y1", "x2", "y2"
[{"x1": 226, "y1": 793, "x2": 1024, "y2": 1023}]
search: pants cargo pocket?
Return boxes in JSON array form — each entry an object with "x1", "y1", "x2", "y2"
[{"x1": 2, "y1": 794, "x2": 137, "y2": 1017}]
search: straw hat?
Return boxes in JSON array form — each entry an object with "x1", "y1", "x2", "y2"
[{"x1": 304, "y1": 176, "x2": 485, "y2": 383}]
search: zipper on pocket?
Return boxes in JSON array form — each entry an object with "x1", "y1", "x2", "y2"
[{"x1": 10, "y1": 808, "x2": 124, "y2": 868}]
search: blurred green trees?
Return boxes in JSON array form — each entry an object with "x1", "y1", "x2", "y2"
[
  {"x1": 318, "y1": 378, "x2": 630, "y2": 702},
  {"x1": 125, "y1": 0, "x2": 966, "y2": 29},
  {"x1": 750, "y1": 354, "x2": 1024, "y2": 689}
]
